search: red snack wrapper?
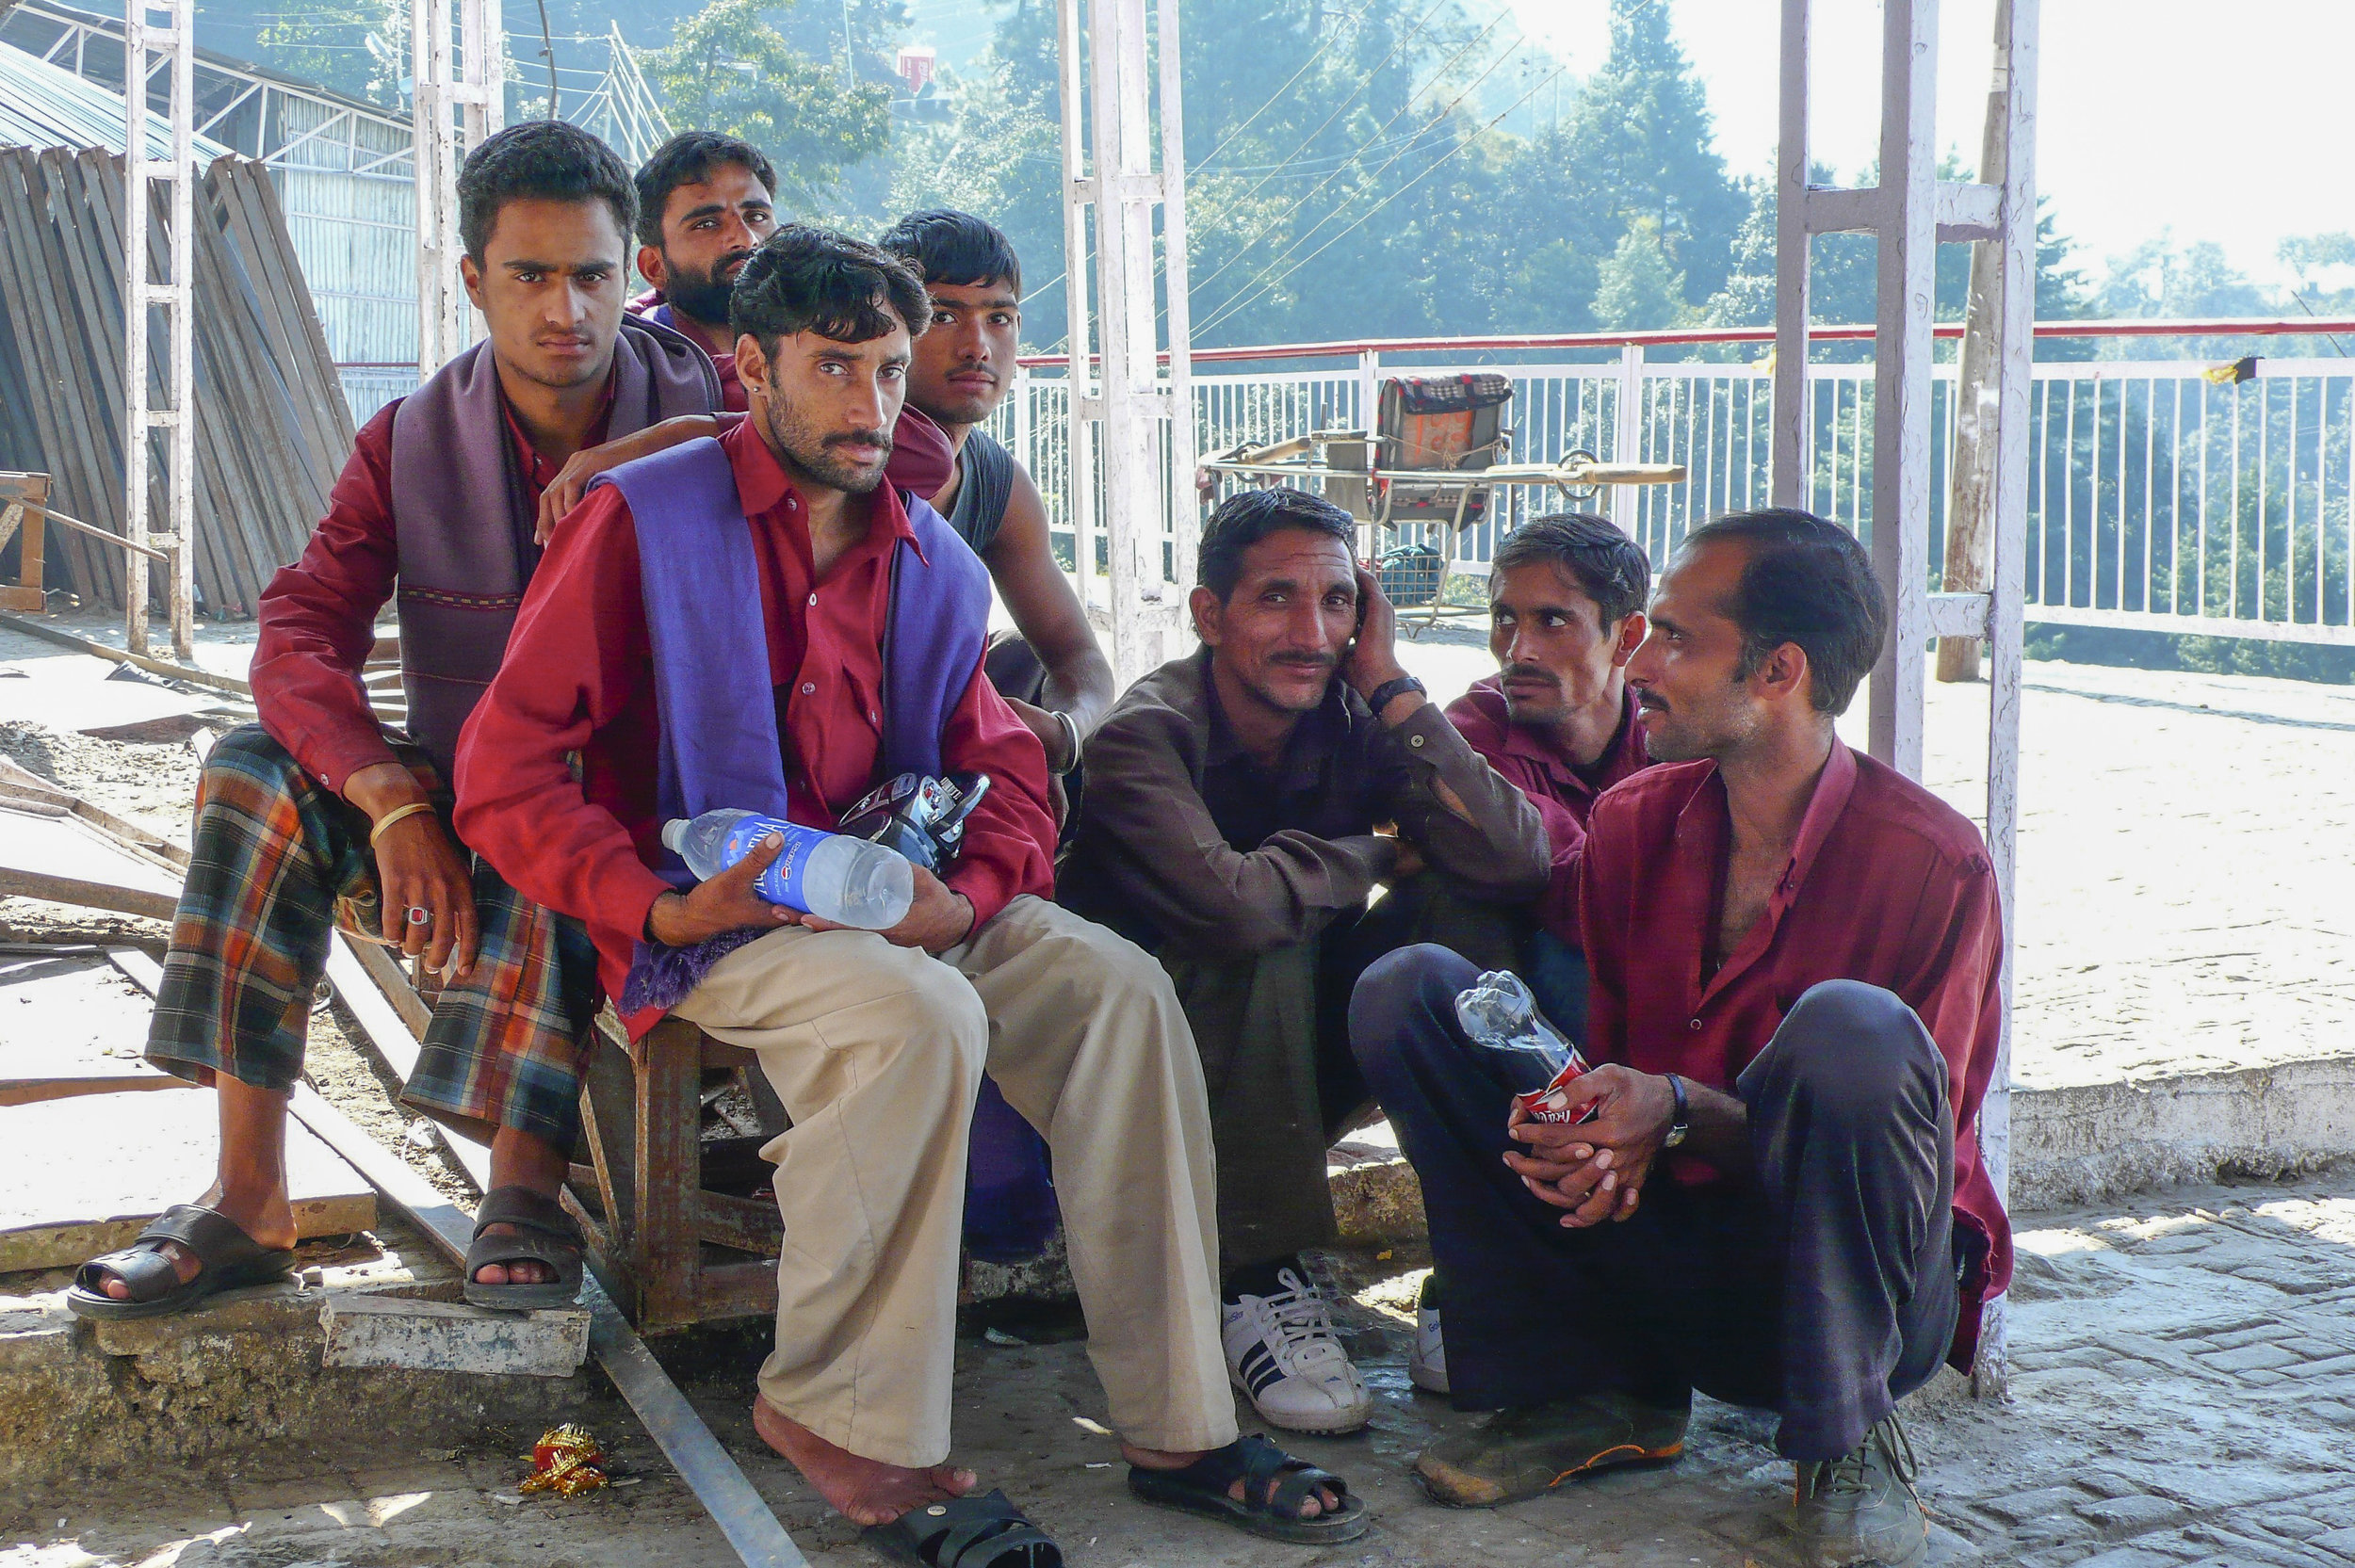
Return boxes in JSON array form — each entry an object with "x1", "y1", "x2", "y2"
[
  {"x1": 1512, "y1": 1051, "x2": 1600, "y2": 1125},
  {"x1": 519, "y1": 1422, "x2": 609, "y2": 1495}
]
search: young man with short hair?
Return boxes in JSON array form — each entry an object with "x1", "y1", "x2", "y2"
[
  {"x1": 68, "y1": 121, "x2": 723, "y2": 1320},
  {"x1": 876, "y1": 208, "x2": 1113, "y2": 803},
  {"x1": 454, "y1": 227, "x2": 1364, "y2": 1551},
  {"x1": 1352, "y1": 509, "x2": 2011, "y2": 1568},
  {"x1": 1060, "y1": 487, "x2": 1548, "y2": 1437}
]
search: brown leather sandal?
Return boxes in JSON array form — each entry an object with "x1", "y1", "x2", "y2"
[{"x1": 66, "y1": 1204, "x2": 296, "y2": 1320}]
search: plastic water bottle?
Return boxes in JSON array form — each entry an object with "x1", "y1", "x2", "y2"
[
  {"x1": 1454, "y1": 969, "x2": 1592, "y2": 1106},
  {"x1": 661, "y1": 809, "x2": 914, "y2": 930}
]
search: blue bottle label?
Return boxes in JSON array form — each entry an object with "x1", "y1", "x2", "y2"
[{"x1": 718, "y1": 814, "x2": 830, "y2": 913}]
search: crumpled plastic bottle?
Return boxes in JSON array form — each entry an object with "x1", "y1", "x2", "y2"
[{"x1": 1454, "y1": 968, "x2": 1596, "y2": 1122}]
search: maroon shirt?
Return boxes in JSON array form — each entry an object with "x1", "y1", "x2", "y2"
[
  {"x1": 250, "y1": 385, "x2": 604, "y2": 794},
  {"x1": 452, "y1": 417, "x2": 1057, "y2": 1040},
  {"x1": 1576, "y1": 739, "x2": 2011, "y2": 1365},
  {"x1": 1446, "y1": 677, "x2": 1649, "y2": 942}
]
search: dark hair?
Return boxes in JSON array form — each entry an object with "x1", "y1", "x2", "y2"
[
  {"x1": 1197, "y1": 488, "x2": 1356, "y2": 602},
  {"x1": 729, "y1": 224, "x2": 932, "y2": 351},
  {"x1": 632, "y1": 131, "x2": 777, "y2": 250},
  {"x1": 876, "y1": 208, "x2": 1023, "y2": 295},
  {"x1": 457, "y1": 121, "x2": 635, "y2": 263},
  {"x1": 1492, "y1": 511, "x2": 1651, "y2": 627},
  {"x1": 1679, "y1": 508, "x2": 1887, "y2": 715}
]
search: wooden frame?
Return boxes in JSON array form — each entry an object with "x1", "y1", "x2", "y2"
[{"x1": 0, "y1": 473, "x2": 48, "y2": 613}]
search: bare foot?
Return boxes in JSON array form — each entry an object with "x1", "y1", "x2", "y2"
[
  {"x1": 753, "y1": 1397, "x2": 977, "y2": 1527},
  {"x1": 469, "y1": 1225, "x2": 556, "y2": 1288},
  {"x1": 1122, "y1": 1439, "x2": 1336, "y2": 1519}
]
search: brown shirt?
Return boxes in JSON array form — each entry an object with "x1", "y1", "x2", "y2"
[{"x1": 1059, "y1": 649, "x2": 1550, "y2": 957}]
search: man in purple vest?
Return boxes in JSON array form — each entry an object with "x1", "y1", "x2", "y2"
[
  {"x1": 455, "y1": 225, "x2": 1367, "y2": 1554},
  {"x1": 66, "y1": 121, "x2": 720, "y2": 1321}
]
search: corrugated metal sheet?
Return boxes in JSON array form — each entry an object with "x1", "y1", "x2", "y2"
[
  {"x1": 0, "y1": 39, "x2": 233, "y2": 161},
  {"x1": 272, "y1": 96, "x2": 417, "y2": 368}
]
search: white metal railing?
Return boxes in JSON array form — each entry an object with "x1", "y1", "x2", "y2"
[{"x1": 990, "y1": 347, "x2": 2355, "y2": 648}]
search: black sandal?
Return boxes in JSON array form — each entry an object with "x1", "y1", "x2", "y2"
[
  {"x1": 66, "y1": 1204, "x2": 296, "y2": 1321},
  {"x1": 1128, "y1": 1432, "x2": 1369, "y2": 1544},
  {"x1": 863, "y1": 1488, "x2": 1062, "y2": 1567},
  {"x1": 462, "y1": 1186, "x2": 584, "y2": 1310}
]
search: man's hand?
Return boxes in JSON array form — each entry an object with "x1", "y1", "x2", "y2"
[
  {"x1": 1342, "y1": 567, "x2": 1411, "y2": 705},
  {"x1": 1502, "y1": 1065, "x2": 1677, "y2": 1228},
  {"x1": 535, "y1": 414, "x2": 723, "y2": 544},
  {"x1": 803, "y1": 865, "x2": 975, "y2": 954},
  {"x1": 645, "y1": 832, "x2": 797, "y2": 947},
  {"x1": 346, "y1": 762, "x2": 479, "y2": 978}
]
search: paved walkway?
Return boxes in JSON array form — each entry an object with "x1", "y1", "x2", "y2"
[{"x1": 9, "y1": 1173, "x2": 2355, "y2": 1566}]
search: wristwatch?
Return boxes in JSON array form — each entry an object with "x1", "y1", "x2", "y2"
[
  {"x1": 1663, "y1": 1073, "x2": 1690, "y2": 1149},
  {"x1": 1366, "y1": 673, "x2": 1426, "y2": 717}
]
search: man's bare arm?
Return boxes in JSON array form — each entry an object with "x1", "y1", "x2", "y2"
[{"x1": 983, "y1": 466, "x2": 1114, "y2": 768}]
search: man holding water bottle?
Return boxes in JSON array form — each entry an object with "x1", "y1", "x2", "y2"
[
  {"x1": 1352, "y1": 509, "x2": 2010, "y2": 1568},
  {"x1": 456, "y1": 226, "x2": 1369, "y2": 1553}
]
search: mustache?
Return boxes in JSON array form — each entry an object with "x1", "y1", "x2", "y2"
[
  {"x1": 1271, "y1": 651, "x2": 1339, "y2": 671},
  {"x1": 825, "y1": 428, "x2": 893, "y2": 452},
  {"x1": 1635, "y1": 690, "x2": 1667, "y2": 711},
  {"x1": 1501, "y1": 664, "x2": 1558, "y2": 687}
]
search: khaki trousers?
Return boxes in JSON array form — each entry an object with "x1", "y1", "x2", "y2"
[{"x1": 674, "y1": 894, "x2": 1236, "y2": 1468}]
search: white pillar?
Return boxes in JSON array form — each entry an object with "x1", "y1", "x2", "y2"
[
  {"x1": 1057, "y1": 0, "x2": 1195, "y2": 685},
  {"x1": 414, "y1": 0, "x2": 505, "y2": 377},
  {"x1": 122, "y1": 0, "x2": 194, "y2": 658}
]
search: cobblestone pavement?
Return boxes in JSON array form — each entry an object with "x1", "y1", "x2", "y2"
[
  {"x1": 1392, "y1": 633, "x2": 2355, "y2": 1093},
  {"x1": 11, "y1": 1175, "x2": 2355, "y2": 1567}
]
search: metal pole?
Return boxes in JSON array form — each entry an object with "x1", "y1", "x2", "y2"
[{"x1": 1769, "y1": 0, "x2": 1812, "y2": 509}]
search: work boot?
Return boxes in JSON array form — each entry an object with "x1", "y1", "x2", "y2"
[
  {"x1": 1413, "y1": 1388, "x2": 1689, "y2": 1507},
  {"x1": 1791, "y1": 1412, "x2": 1928, "y2": 1567}
]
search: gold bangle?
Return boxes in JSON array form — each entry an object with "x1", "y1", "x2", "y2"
[{"x1": 368, "y1": 800, "x2": 436, "y2": 846}]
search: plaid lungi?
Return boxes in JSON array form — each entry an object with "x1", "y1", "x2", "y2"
[{"x1": 146, "y1": 723, "x2": 599, "y2": 1148}]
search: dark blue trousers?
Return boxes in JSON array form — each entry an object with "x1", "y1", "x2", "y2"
[{"x1": 1351, "y1": 945, "x2": 1959, "y2": 1463}]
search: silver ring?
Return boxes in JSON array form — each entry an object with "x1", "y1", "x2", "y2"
[{"x1": 406, "y1": 906, "x2": 432, "y2": 926}]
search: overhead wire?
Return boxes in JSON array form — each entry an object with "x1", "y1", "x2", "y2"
[
  {"x1": 1193, "y1": 25, "x2": 1536, "y2": 332},
  {"x1": 1188, "y1": 0, "x2": 1376, "y2": 176},
  {"x1": 1194, "y1": 55, "x2": 1572, "y2": 340},
  {"x1": 1183, "y1": 6, "x2": 1513, "y2": 303}
]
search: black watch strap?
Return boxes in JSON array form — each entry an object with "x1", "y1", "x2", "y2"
[
  {"x1": 1367, "y1": 674, "x2": 1427, "y2": 716},
  {"x1": 1663, "y1": 1072, "x2": 1690, "y2": 1149}
]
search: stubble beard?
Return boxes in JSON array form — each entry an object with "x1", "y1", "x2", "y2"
[{"x1": 760, "y1": 389, "x2": 890, "y2": 495}]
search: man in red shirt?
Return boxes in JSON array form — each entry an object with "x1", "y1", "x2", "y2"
[
  {"x1": 455, "y1": 226, "x2": 1365, "y2": 1551},
  {"x1": 65, "y1": 122, "x2": 722, "y2": 1322},
  {"x1": 1444, "y1": 509, "x2": 1654, "y2": 1034},
  {"x1": 1353, "y1": 509, "x2": 2009, "y2": 1568}
]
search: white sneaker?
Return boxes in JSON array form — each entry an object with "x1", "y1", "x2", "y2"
[
  {"x1": 1408, "y1": 1274, "x2": 1449, "y2": 1395},
  {"x1": 1222, "y1": 1267, "x2": 1372, "y2": 1434}
]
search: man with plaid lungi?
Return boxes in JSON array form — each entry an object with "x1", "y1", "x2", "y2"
[{"x1": 65, "y1": 121, "x2": 729, "y2": 1318}]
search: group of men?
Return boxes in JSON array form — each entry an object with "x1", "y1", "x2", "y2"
[{"x1": 61, "y1": 117, "x2": 2011, "y2": 1568}]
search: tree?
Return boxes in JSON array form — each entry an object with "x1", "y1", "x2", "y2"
[
  {"x1": 645, "y1": 0, "x2": 890, "y2": 216},
  {"x1": 1592, "y1": 216, "x2": 1689, "y2": 331},
  {"x1": 1560, "y1": 0, "x2": 1745, "y2": 309},
  {"x1": 254, "y1": 0, "x2": 405, "y2": 108}
]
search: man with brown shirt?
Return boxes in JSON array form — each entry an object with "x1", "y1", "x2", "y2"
[{"x1": 1061, "y1": 487, "x2": 1548, "y2": 1438}]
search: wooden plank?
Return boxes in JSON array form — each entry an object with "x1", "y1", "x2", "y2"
[
  {"x1": 320, "y1": 933, "x2": 490, "y2": 1190},
  {"x1": 0, "y1": 753, "x2": 189, "y2": 871},
  {"x1": 0, "y1": 1087, "x2": 375, "y2": 1270},
  {"x1": 0, "y1": 610, "x2": 252, "y2": 698},
  {"x1": 0, "y1": 154, "x2": 113, "y2": 602},
  {"x1": 0, "y1": 947, "x2": 184, "y2": 1106}
]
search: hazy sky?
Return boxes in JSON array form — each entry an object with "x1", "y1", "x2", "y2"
[{"x1": 1506, "y1": 0, "x2": 2355, "y2": 294}]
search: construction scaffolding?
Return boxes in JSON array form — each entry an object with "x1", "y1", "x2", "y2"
[
  {"x1": 411, "y1": 0, "x2": 504, "y2": 377},
  {"x1": 1771, "y1": 0, "x2": 2038, "y2": 1394},
  {"x1": 1056, "y1": 0, "x2": 1196, "y2": 686},
  {"x1": 119, "y1": 0, "x2": 192, "y2": 656}
]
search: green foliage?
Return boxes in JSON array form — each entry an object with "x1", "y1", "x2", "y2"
[
  {"x1": 643, "y1": 0, "x2": 890, "y2": 215},
  {"x1": 1593, "y1": 215, "x2": 1691, "y2": 331},
  {"x1": 253, "y1": 0, "x2": 404, "y2": 108}
]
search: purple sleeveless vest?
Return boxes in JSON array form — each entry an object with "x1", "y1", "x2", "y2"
[
  {"x1": 591, "y1": 436, "x2": 991, "y2": 1012},
  {"x1": 389, "y1": 314, "x2": 720, "y2": 772}
]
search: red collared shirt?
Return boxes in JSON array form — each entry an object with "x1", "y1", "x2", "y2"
[
  {"x1": 1576, "y1": 740, "x2": 2012, "y2": 1350},
  {"x1": 451, "y1": 417, "x2": 1057, "y2": 1038},
  {"x1": 249, "y1": 380, "x2": 608, "y2": 794},
  {"x1": 1445, "y1": 678, "x2": 1650, "y2": 943}
]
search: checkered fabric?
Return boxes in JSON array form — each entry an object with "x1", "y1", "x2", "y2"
[{"x1": 146, "y1": 724, "x2": 598, "y2": 1147}]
